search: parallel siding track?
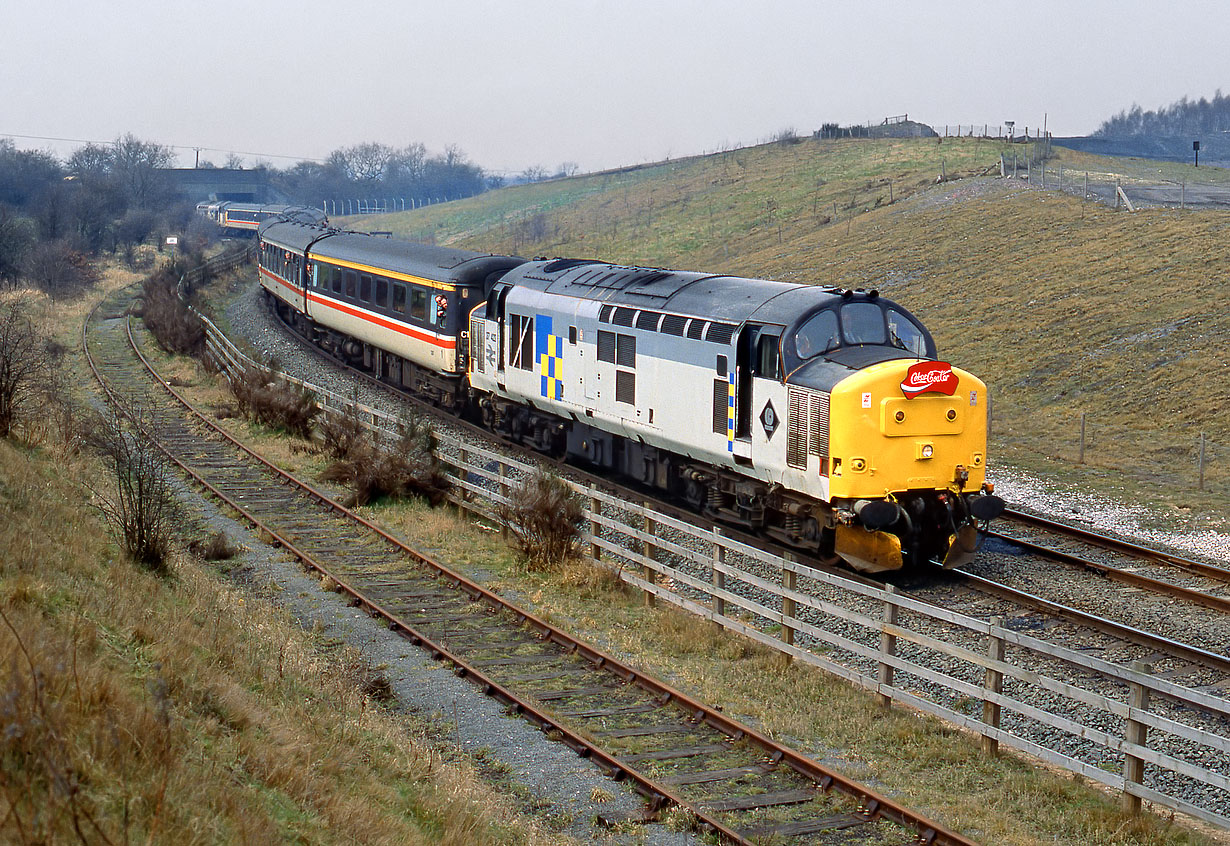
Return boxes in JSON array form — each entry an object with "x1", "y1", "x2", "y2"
[{"x1": 85, "y1": 284, "x2": 976, "y2": 845}]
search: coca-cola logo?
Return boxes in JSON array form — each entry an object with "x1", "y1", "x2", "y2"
[{"x1": 901, "y1": 361, "x2": 958, "y2": 398}]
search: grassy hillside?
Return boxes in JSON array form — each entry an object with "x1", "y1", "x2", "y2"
[{"x1": 347, "y1": 137, "x2": 1230, "y2": 527}]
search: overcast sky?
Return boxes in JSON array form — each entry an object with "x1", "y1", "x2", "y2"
[{"x1": 4, "y1": 0, "x2": 1228, "y2": 175}]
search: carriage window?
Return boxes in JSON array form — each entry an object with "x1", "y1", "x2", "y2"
[
  {"x1": 359, "y1": 274, "x2": 372, "y2": 303},
  {"x1": 886, "y1": 309, "x2": 929, "y2": 356},
  {"x1": 375, "y1": 277, "x2": 388, "y2": 308},
  {"x1": 344, "y1": 271, "x2": 357, "y2": 298},
  {"x1": 841, "y1": 302, "x2": 887, "y2": 345},
  {"x1": 793, "y1": 310, "x2": 839, "y2": 360},
  {"x1": 392, "y1": 283, "x2": 406, "y2": 313},
  {"x1": 430, "y1": 293, "x2": 448, "y2": 328},
  {"x1": 331, "y1": 267, "x2": 342, "y2": 294},
  {"x1": 410, "y1": 288, "x2": 427, "y2": 320}
]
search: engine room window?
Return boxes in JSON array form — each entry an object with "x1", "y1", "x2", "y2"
[
  {"x1": 793, "y1": 310, "x2": 839, "y2": 359},
  {"x1": 509, "y1": 314, "x2": 534, "y2": 371},
  {"x1": 841, "y1": 302, "x2": 887, "y2": 345},
  {"x1": 886, "y1": 308, "x2": 929, "y2": 356}
]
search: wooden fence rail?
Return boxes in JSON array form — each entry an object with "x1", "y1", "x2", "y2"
[{"x1": 189, "y1": 265, "x2": 1230, "y2": 830}]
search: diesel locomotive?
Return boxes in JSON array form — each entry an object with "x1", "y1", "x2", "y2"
[{"x1": 254, "y1": 218, "x2": 1003, "y2": 572}]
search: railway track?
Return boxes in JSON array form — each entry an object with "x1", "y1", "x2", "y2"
[
  {"x1": 994, "y1": 508, "x2": 1230, "y2": 613},
  {"x1": 87, "y1": 287, "x2": 977, "y2": 845}
]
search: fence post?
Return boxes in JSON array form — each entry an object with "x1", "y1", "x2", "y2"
[
  {"x1": 642, "y1": 503, "x2": 657, "y2": 607},
  {"x1": 1085, "y1": 172, "x2": 1089, "y2": 199},
  {"x1": 780, "y1": 553, "x2": 796, "y2": 651},
  {"x1": 455, "y1": 447, "x2": 469, "y2": 507},
  {"x1": 1122, "y1": 661, "x2": 1153, "y2": 814},
  {"x1": 878, "y1": 585, "x2": 898, "y2": 709},
  {"x1": 1079, "y1": 413, "x2": 1086, "y2": 464},
  {"x1": 1198, "y1": 432, "x2": 1206, "y2": 491},
  {"x1": 498, "y1": 462, "x2": 509, "y2": 540},
  {"x1": 711, "y1": 528, "x2": 726, "y2": 622},
  {"x1": 982, "y1": 616, "x2": 1005, "y2": 755},
  {"x1": 588, "y1": 485, "x2": 601, "y2": 563},
  {"x1": 1181, "y1": 180, "x2": 1186, "y2": 210}
]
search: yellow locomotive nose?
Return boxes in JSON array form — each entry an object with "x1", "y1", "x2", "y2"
[{"x1": 827, "y1": 360, "x2": 988, "y2": 502}]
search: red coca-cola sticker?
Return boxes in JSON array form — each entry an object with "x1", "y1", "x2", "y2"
[{"x1": 901, "y1": 361, "x2": 958, "y2": 398}]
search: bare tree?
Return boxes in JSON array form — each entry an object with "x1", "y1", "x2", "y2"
[
  {"x1": 0, "y1": 205, "x2": 35, "y2": 287},
  {"x1": 86, "y1": 400, "x2": 182, "y2": 573},
  {"x1": 0, "y1": 299, "x2": 56, "y2": 438},
  {"x1": 24, "y1": 240, "x2": 100, "y2": 299}
]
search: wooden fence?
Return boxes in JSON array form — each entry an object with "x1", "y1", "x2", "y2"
[{"x1": 190, "y1": 274, "x2": 1230, "y2": 830}]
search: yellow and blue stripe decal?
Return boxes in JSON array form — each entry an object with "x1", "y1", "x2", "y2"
[
  {"x1": 536, "y1": 314, "x2": 564, "y2": 400},
  {"x1": 726, "y1": 372, "x2": 736, "y2": 452}
]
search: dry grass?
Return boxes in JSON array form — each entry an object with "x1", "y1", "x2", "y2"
[{"x1": 0, "y1": 437, "x2": 557, "y2": 846}]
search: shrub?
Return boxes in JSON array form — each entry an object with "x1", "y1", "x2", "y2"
[
  {"x1": 24, "y1": 239, "x2": 100, "y2": 298},
  {"x1": 140, "y1": 265, "x2": 205, "y2": 356},
  {"x1": 229, "y1": 363, "x2": 319, "y2": 439},
  {"x1": 318, "y1": 389, "x2": 369, "y2": 461},
  {"x1": 497, "y1": 470, "x2": 585, "y2": 571},
  {"x1": 86, "y1": 403, "x2": 181, "y2": 574},
  {"x1": 320, "y1": 410, "x2": 451, "y2": 508}
]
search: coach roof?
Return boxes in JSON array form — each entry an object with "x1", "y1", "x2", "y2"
[{"x1": 259, "y1": 224, "x2": 525, "y2": 284}]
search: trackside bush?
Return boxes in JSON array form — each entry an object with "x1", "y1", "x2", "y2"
[
  {"x1": 497, "y1": 470, "x2": 585, "y2": 571},
  {"x1": 229, "y1": 363, "x2": 319, "y2": 439},
  {"x1": 320, "y1": 408, "x2": 451, "y2": 508},
  {"x1": 139, "y1": 264, "x2": 205, "y2": 356},
  {"x1": 86, "y1": 404, "x2": 181, "y2": 574}
]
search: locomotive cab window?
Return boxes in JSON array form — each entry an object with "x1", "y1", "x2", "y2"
[
  {"x1": 794, "y1": 309, "x2": 839, "y2": 360},
  {"x1": 886, "y1": 308, "x2": 929, "y2": 357},
  {"x1": 840, "y1": 302, "x2": 887, "y2": 345}
]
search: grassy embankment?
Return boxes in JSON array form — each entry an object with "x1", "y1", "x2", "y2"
[
  {"x1": 0, "y1": 268, "x2": 557, "y2": 845},
  {"x1": 347, "y1": 136, "x2": 1230, "y2": 530},
  {"x1": 178, "y1": 267, "x2": 1225, "y2": 845}
]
